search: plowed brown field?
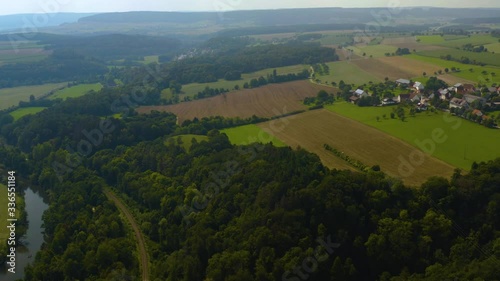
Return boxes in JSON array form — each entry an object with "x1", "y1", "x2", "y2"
[{"x1": 137, "y1": 81, "x2": 335, "y2": 124}]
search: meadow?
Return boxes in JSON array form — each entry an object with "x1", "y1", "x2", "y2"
[
  {"x1": 0, "y1": 82, "x2": 67, "y2": 110},
  {"x1": 406, "y1": 54, "x2": 500, "y2": 84},
  {"x1": 172, "y1": 64, "x2": 309, "y2": 99},
  {"x1": 325, "y1": 102, "x2": 500, "y2": 170},
  {"x1": 48, "y1": 83, "x2": 103, "y2": 100},
  {"x1": 417, "y1": 49, "x2": 500, "y2": 67},
  {"x1": 485, "y1": 43, "x2": 500, "y2": 53},
  {"x1": 318, "y1": 61, "x2": 382, "y2": 85},
  {"x1": 9, "y1": 107, "x2": 47, "y2": 121},
  {"x1": 348, "y1": 44, "x2": 398, "y2": 58},
  {"x1": 221, "y1": 124, "x2": 287, "y2": 147}
]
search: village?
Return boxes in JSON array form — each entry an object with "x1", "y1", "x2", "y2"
[{"x1": 345, "y1": 77, "x2": 500, "y2": 127}]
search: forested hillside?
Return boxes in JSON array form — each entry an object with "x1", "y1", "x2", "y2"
[{"x1": 0, "y1": 84, "x2": 499, "y2": 280}]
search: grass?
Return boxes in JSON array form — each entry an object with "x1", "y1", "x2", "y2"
[
  {"x1": 406, "y1": 54, "x2": 500, "y2": 85},
  {"x1": 9, "y1": 107, "x2": 48, "y2": 121},
  {"x1": 0, "y1": 82, "x2": 68, "y2": 110},
  {"x1": 485, "y1": 43, "x2": 500, "y2": 54},
  {"x1": 325, "y1": 102, "x2": 500, "y2": 170},
  {"x1": 417, "y1": 35, "x2": 445, "y2": 44},
  {"x1": 48, "y1": 83, "x2": 102, "y2": 100},
  {"x1": 221, "y1": 124, "x2": 287, "y2": 147},
  {"x1": 417, "y1": 49, "x2": 500, "y2": 67},
  {"x1": 166, "y1": 134, "x2": 209, "y2": 152},
  {"x1": 349, "y1": 44, "x2": 399, "y2": 58},
  {"x1": 436, "y1": 35, "x2": 499, "y2": 48},
  {"x1": 174, "y1": 64, "x2": 309, "y2": 99},
  {"x1": 316, "y1": 61, "x2": 382, "y2": 85}
]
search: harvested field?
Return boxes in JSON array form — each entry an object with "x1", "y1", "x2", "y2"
[
  {"x1": 258, "y1": 109, "x2": 456, "y2": 186},
  {"x1": 137, "y1": 81, "x2": 333, "y2": 124}
]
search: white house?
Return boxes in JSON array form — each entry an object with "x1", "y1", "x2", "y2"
[
  {"x1": 413, "y1": 81, "x2": 424, "y2": 92},
  {"x1": 354, "y1": 89, "x2": 369, "y2": 98}
]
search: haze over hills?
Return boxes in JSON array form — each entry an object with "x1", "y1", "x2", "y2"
[
  {"x1": 0, "y1": 13, "x2": 94, "y2": 32},
  {"x1": 1, "y1": 7, "x2": 500, "y2": 36}
]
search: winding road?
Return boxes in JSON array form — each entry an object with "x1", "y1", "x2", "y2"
[{"x1": 104, "y1": 188, "x2": 150, "y2": 281}]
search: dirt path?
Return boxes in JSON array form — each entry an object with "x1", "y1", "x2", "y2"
[{"x1": 104, "y1": 189, "x2": 149, "y2": 281}]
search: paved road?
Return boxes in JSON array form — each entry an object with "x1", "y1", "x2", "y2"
[{"x1": 104, "y1": 189, "x2": 149, "y2": 281}]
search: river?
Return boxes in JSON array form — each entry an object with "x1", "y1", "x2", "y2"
[{"x1": 0, "y1": 187, "x2": 49, "y2": 281}]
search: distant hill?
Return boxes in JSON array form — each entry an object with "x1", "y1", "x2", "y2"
[{"x1": 0, "y1": 13, "x2": 94, "y2": 32}]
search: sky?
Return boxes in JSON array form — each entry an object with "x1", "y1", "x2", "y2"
[{"x1": 1, "y1": 0, "x2": 500, "y2": 15}]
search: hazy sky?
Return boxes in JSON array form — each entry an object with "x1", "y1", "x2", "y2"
[{"x1": 1, "y1": 0, "x2": 500, "y2": 15}]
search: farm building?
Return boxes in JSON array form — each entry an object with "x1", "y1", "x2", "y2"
[
  {"x1": 398, "y1": 93, "x2": 411, "y2": 103},
  {"x1": 463, "y1": 94, "x2": 486, "y2": 105},
  {"x1": 354, "y1": 89, "x2": 369, "y2": 97},
  {"x1": 456, "y1": 83, "x2": 476, "y2": 95},
  {"x1": 449, "y1": 97, "x2": 468, "y2": 109},
  {"x1": 413, "y1": 81, "x2": 424, "y2": 92},
  {"x1": 396, "y1": 79, "x2": 411, "y2": 86}
]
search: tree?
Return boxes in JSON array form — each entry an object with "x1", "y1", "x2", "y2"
[
  {"x1": 29, "y1": 94, "x2": 35, "y2": 102},
  {"x1": 445, "y1": 68, "x2": 449, "y2": 73},
  {"x1": 423, "y1": 72, "x2": 427, "y2": 77}
]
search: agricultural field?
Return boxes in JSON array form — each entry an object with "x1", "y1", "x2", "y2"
[
  {"x1": 221, "y1": 124, "x2": 287, "y2": 147},
  {"x1": 172, "y1": 64, "x2": 309, "y2": 99},
  {"x1": 142, "y1": 55, "x2": 159, "y2": 64},
  {"x1": 435, "y1": 35, "x2": 498, "y2": 48},
  {"x1": 9, "y1": 107, "x2": 47, "y2": 120},
  {"x1": 485, "y1": 42, "x2": 500, "y2": 53},
  {"x1": 139, "y1": 80, "x2": 333, "y2": 123},
  {"x1": 417, "y1": 49, "x2": 500, "y2": 67},
  {"x1": 325, "y1": 102, "x2": 500, "y2": 170},
  {"x1": 0, "y1": 82, "x2": 67, "y2": 110},
  {"x1": 0, "y1": 41, "x2": 50, "y2": 65},
  {"x1": 416, "y1": 35, "x2": 445, "y2": 44},
  {"x1": 382, "y1": 36, "x2": 448, "y2": 51},
  {"x1": 259, "y1": 109, "x2": 455, "y2": 186},
  {"x1": 48, "y1": 83, "x2": 102, "y2": 100},
  {"x1": 348, "y1": 44, "x2": 400, "y2": 58},
  {"x1": 317, "y1": 61, "x2": 382, "y2": 85},
  {"x1": 165, "y1": 134, "x2": 209, "y2": 151},
  {"x1": 351, "y1": 56, "x2": 474, "y2": 85},
  {"x1": 406, "y1": 54, "x2": 500, "y2": 84}
]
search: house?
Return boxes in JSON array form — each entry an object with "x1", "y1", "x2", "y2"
[
  {"x1": 354, "y1": 89, "x2": 369, "y2": 98},
  {"x1": 488, "y1": 87, "x2": 498, "y2": 93},
  {"x1": 413, "y1": 81, "x2": 424, "y2": 92},
  {"x1": 349, "y1": 96, "x2": 360, "y2": 104},
  {"x1": 471, "y1": 109, "x2": 484, "y2": 117},
  {"x1": 398, "y1": 93, "x2": 411, "y2": 103},
  {"x1": 439, "y1": 89, "x2": 450, "y2": 100},
  {"x1": 449, "y1": 97, "x2": 468, "y2": 109},
  {"x1": 396, "y1": 79, "x2": 411, "y2": 86},
  {"x1": 409, "y1": 92, "x2": 422, "y2": 103},
  {"x1": 456, "y1": 83, "x2": 476, "y2": 95},
  {"x1": 463, "y1": 94, "x2": 486, "y2": 105},
  {"x1": 381, "y1": 98, "x2": 396, "y2": 106}
]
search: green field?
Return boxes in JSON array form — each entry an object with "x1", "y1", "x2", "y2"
[
  {"x1": 417, "y1": 49, "x2": 500, "y2": 67},
  {"x1": 325, "y1": 102, "x2": 500, "y2": 170},
  {"x1": 485, "y1": 43, "x2": 500, "y2": 54},
  {"x1": 349, "y1": 44, "x2": 399, "y2": 58},
  {"x1": 0, "y1": 82, "x2": 68, "y2": 110},
  {"x1": 407, "y1": 54, "x2": 500, "y2": 84},
  {"x1": 49, "y1": 83, "x2": 102, "y2": 100},
  {"x1": 316, "y1": 61, "x2": 382, "y2": 85},
  {"x1": 417, "y1": 35, "x2": 445, "y2": 44},
  {"x1": 166, "y1": 134, "x2": 209, "y2": 151},
  {"x1": 173, "y1": 64, "x2": 309, "y2": 99},
  {"x1": 9, "y1": 107, "x2": 48, "y2": 120},
  {"x1": 417, "y1": 35, "x2": 498, "y2": 47},
  {"x1": 221, "y1": 124, "x2": 287, "y2": 147}
]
